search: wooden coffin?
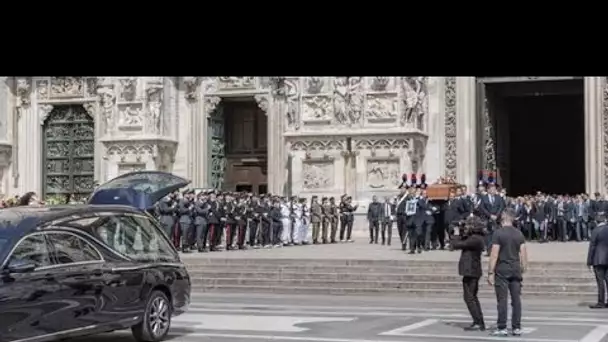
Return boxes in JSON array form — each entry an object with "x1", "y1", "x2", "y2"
[{"x1": 426, "y1": 183, "x2": 461, "y2": 200}]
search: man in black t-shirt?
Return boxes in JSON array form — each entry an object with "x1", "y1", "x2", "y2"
[{"x1": 487, "y1": 208, "x2": 527, "y2": 337}]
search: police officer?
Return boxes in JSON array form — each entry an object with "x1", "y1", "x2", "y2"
[
  {"x1": 367, "y1": 195, "x2": 382, "y2": 244},
  {"x1": 177, "y1": 190, "x2": 194, "y2": 253},
  {"x1": 311, "y1": 196, "x2": 322, "y2": 244},
  {"x1": 206, "y1": 191, "x2": 222, "y2": 252},
  {"x1": 194, "y1": 192, "x2": 209, "y2": 252}
]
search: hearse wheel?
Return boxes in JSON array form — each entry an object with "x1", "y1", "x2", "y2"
[{"x1": 132, "y1": 290, "x2": 172, "y2": 342}]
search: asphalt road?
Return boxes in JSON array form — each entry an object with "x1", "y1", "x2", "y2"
[{"x1": 74, "y1": 292, "x2": 608, "y2": 342}]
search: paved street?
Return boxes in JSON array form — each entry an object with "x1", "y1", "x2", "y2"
[{"x1": 77, "y1": 292, "x2": 608, "y2": 342}]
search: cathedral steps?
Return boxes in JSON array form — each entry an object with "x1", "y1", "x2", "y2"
[{"x1": 183, "y1": 258, "x2": 596, "y2": 299}]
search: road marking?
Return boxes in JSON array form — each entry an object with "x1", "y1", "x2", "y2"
[
  {"x1": 191, "y1": 302, "x2": 603, "y2": 317},
  {"x1": 170, "y1": 332, "x2": 578, "y2": 342},
  {"x1": 380, "y1": 319, "x2": 438, "y2": 334},
  {"x1": 580, "y1": 325, "x2": 608, "y2": 342},
  {"x1": 379, "y1": 332, "x2": 575, "y2": 342},
  {"x1": 185, "y1": 307, "x2": 608, "y2": 324},
  {"x1": 173, "y1": 313, "x2": 355, "y2": 332}
]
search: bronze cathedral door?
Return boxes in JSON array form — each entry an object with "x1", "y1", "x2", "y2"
[{"x1": 42, "y1": 105, "x2": 95, "y2": 202}]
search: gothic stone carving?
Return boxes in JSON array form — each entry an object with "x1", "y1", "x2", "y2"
[
  {"x1": 254, "y1": 94, "x2": 269, "y2": 113},
  {"x1": 50, "y1": 77, "x2": 84, "y2": 98},
  {"x1": 98, "y1": 86, "x2": 116, "y2": 134},
  {"x1": 218, "y1": 77, "x2": 255, "y2": 89},
  {"x1": 369, "y1": 77, "x2": 391, "y2": 92},
  {"x1": 333, "y1": 77, "x2": 363, "y2": 125},
  {"x1": 119, "y1": 77, "x2": 137, "y2": 101},
  {"x1": 444, "y1": 77, "x2": 457, "y2": 178},
  {"x1": 348, "y1": 77, "x2": 363, "y2": 124},
  {"x1": 482, "y1": 95, "x2": 497, "y2": 171},
  {"x1": 401, "y1": 77, "x2": 428, "y2": 129},
  {"x1": 204, "y1": 96, "x2": 222, "y2": 116},
  {"x1": 36, "y1": 79, "x2": 49, "y2": 100},
  {"x1": 202, "y1": 77, "x2": 217, "y2": 93},
  {"x1": 38, "y1": 104, "x2": 54, "y2": 125},
  {"x1": 85, "y1": 78, "x2": 98, "y2": 98},
  {"x1": 333, "y1": 77, "x2": 348, "y2": 124},
  {"x1": 365, "y1": 94, "x2": 398, "y2": 121},
  {"x1": 603, "y1": 77, "x2": 608, "y2": 190},
  {"x1": 290, "y1": 139, "x2": 345, "y2": 159},
  {"x1": 305, "y1": 77, "x2": 325, "y2": 94},
  {"x1": 302, "y1": 96, "x2": 332, "y2": 121},
  {"x1": 118, "y1": 163, "x2": 146, "y2": 175},
  {"x1": 366, "y1": 159, "x2": 401, "y2": 189},
  {"x1": 355, "y1": 138, "x2": 409, "y2": 157},
  {"x1": 106, "y1": 143, "x2": 154, "y2": 163},
  {"x1": 183, "y1": 77, "x2": 201, "y2": 101},
  {"x1": 16, "y1": 77, "x2": 31, "y2": 108},
  {"x1": 302, "y1": 161, "x2": 334, "y2": 190},
  {"x1": 118, "y1": 104, "x2": 144, "y2": 128},
  {"x1": 285, "y1": 79, "x2": 300, "y2": 128},
  {"x1": 146, "y1": 86, "x2": 162, "y2": 134}
]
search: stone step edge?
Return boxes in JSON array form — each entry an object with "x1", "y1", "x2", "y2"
[
  {"x1": 191, "y1": 285, "x2": 596, "y2": 297},
  {"x1": 188, "y1": 271, "x2": 595, "y2": 280},
  {"x1": 196, "y1": 278, "x2": 596, "y2": 287},
  {"x1": 183, "y1": 259, "x2": 584, "y2": 266},
  {"x1": 186, "y1": 264, "x2": 591, "y2": 272}
]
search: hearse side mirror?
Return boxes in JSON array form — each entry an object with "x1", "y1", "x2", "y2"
[{"x1": 4, "y1": 261, "x2": 37, "y2": 274}]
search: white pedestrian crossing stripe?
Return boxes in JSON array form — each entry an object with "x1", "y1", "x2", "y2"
[{"x1": 173, "y1": 313, "x2": 356, "y2": 332}]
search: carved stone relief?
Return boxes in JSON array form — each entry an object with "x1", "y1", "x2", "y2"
[
  {"x1": 603, "y1": 77, "x2": 608, "y2": 190},
  {"x1": 183, "y1": 77, "x2": 201, "y2": 101},
  {"x1": 201, "y1": 77, "x2": 217, "y2": 93},
  {"x1": 97, "y1": 86, "x2": 116, "y2": 134},
  {"x1": 305, "y1": 77, "x2": 325, "y2": 94},
  {"x1": 289, "y1": 139, "x2": 346, "y2": 159},
  {"x1": 355, "y1": 138, "x2": 409, "y2": 157},
  {"x1": 482, "y1": 95, "x2": 497, "y2": 171},
  {"x1": 50, "y1": 77, "x2": 84, "y2": 98},
  {"x1": 218, "y1": 77, "x2": 255, "y2": 89},
  {"x1": 285, "y1": 79, "x2": 300, "y2": 129},
  {"x1": 369, "y1": 77, "x2": 391, "y2": 92},
  {"x1": 365, "y1": 94, "x2": 398, "y2": 121},
  {"x1": 204, "y1": 96, "x2": 222, "y2": 116},
  {"x1": 36, "y1": 79, "x2": 49, "y2": 100},
  {"x1": 332, "y1": 77, "x2": 364, "y2": 125},
  {"x1": 444, "y1": 77, "x2": 457, "y2": 178},
  {"x1": 254, "y1": 94, "x2": 269, "y2": 113},
  {"x1": 302, "y1": 96, "x2": 332, "y2": 122},
  {"x1": 119, "y1": 77, "x2": 137, "y2": 101},
  {"x1": 146, "y1": 86, "x2": 163, "y2": 134},
  {"x1": 333, "y1": 77, "x2": 348, "y2": 124},
  {"x1": 118, "y1": 163, "x2": 146, "y2": 175},
  {"x1": 105, "y1": 143, "x2": 154, "y2": 163},
  {"x1": 16, "y1": 77, "x2": 31, "y2": 108},
  {"x1": 302, "y1": 161, "x2": 334, "y2": 190},
  {"x1": 38, "y1": 104, "x2": 54, "y2": 125},
  {"x1": 117, "y1": 104, "x2": 144, "y2": 129},
  {"x1": 366, "y1": 159, "x2": 401, "y2": 189},
  {"x1": 347, "y1": 77, "x2": 363, "y2": 124},
  {"x1": 401, "y1": 77, "x2": 428, "y2": 130}
]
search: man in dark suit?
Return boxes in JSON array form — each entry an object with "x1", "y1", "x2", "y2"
[
  {"x1": 587, "y1": 214, "x2": 608, "y2": 309},
  {"x1": 380, "y1": 196, "x2": 396, "y2": 246},
  {"x1": 450, "y1": 216, "x2": 486, "y2": 331},
  {"x1": 444, "y1": 190, "x2": 461, "y2": 245},
  {"x1": 480, "y1": 183, "x2": 505, "y2": 253}
]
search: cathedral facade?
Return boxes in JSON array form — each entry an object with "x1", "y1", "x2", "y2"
[{"x1": 0, "y1": 77, "x2": 606, "y2": 202}]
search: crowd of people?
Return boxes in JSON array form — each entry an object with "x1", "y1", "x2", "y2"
[{"x1": 153, "y1": 189, "x2": 359, "y2": 253}]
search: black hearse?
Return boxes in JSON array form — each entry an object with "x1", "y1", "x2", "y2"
[{"x1": 0, "y1": 171, "x2": 192, "y2": 342}]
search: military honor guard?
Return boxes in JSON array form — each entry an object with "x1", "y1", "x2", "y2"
[{"x1": 311, "y1": 196, "x2": 322, "y2": 244}]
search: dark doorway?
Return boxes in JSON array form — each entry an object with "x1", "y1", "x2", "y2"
[
  {"x1": 486, "y1": 80, "x2": 585, "y2": 196},
  {"x1": 235, "y1": 184, "x2": 253, "y2": 192},
  {"x1": 222, "y1": 99, "x2": 268, "y2": 193}
]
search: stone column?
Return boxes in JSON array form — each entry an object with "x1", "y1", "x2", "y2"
[
  {"x1": 585, "y1": 77, "x2": 604, "y2": 193},
  {"x1": 254, "y1": 94, "x2": 277, "y2": 193},
  {"x1": 455, "y1": 77, "x2": 477, "y2": 188},
  {"x1": 184, "y1": 77, "x2": 201, "y2": 185},
  {"x1": 425, "y1": 77, "x2": 445, "y2": 182},
  {"x1": 201, "y1": 95, "x2": 221, "y2": 188},
  {"x1": 15, "y1": 78, "x2": 34, "y2": 194}
]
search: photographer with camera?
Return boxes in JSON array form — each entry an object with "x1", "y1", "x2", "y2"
[{"x1": 450, "y1": 216, "x2": 486, "y2": 331}]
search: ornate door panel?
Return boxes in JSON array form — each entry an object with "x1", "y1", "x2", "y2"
[
  {"x1": 208, "y1": 106, "x2": 226, "y2": 189},
  {"x1": 43, "y1": 105, "x2": 95, "y2": 201}
]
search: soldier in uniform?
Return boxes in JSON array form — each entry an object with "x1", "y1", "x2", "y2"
[
  {"x1": 320, "y1": 197, "x2": 331, "y2": 244},
  {"x1": 367, "y1": 195, "x2": 382, "y2": 244},
  {"x1": 261, "y1": 195, "x2": 273, "y2": 247},
  {"x1": 300, "y1": 197, "x2": 310, "y2": 244},
  {"x1": 177, "y1": 190, "x2": 195, "y2": 253},
  {"x1": 194, "y1": 192, "x2": 209, "y2": 252},
  {"x1": 270, "y1": 198, "x2": 283, "y2": 246},
  {"x1": 224, "y1": 194, "x2": 237, "y2": 250},
  {"x1": 249, "y1": 195, "x2": 263, "y2": 248},
  {"x1": 158, "y1": 194, "x2": 176, "y2": 239},
  {"x1": 280, "y1": 197, "x2": 292, "y2": 245},
  {"x1": 234, "y1": 195, "x2": 248, "y2": 250},
  {"x1": 338, "y1": 194, "x2": 348, "y2": 242},
  {"x1": 343, "y1": 196, "x2": 358, "y2": 242},
  {"x1": 206, "y1": 191, "x2": 222, "y2": 252},
  {"x1": 329, "y1": 197, "x2": 340, "y2": 243},
  {"x1": 292, "y1": 197, "x2": 303, "y2": 245},
  {"x1": 310, "y1": 196, "x2": 322, "y2": 244}
]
